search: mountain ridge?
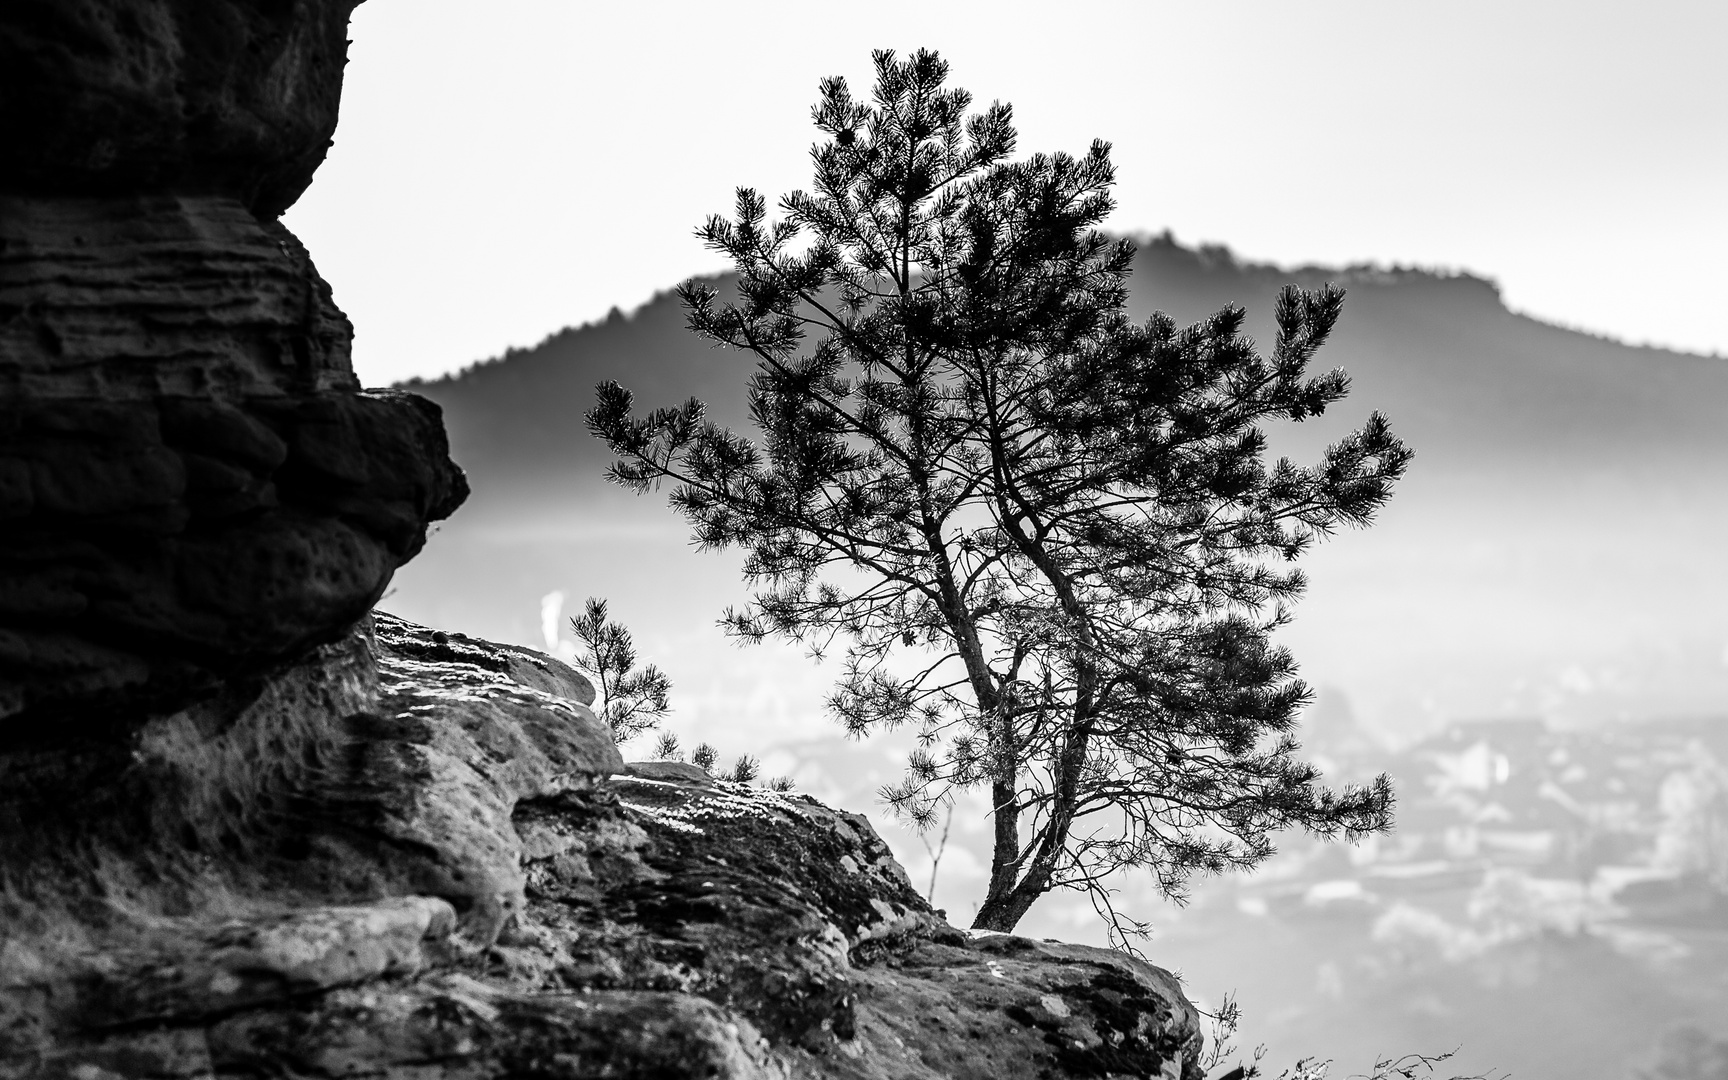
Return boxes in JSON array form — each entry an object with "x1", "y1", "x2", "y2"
[
  {"x1": 401, "y1": 234, "x2": 1728, "y2": 516},
  {"x1": 420, "y1": 234, "x2": 1714, "y2": 375},
  {"x1": 413, "y1": 232, "x2": 1721, "y2": 389}
]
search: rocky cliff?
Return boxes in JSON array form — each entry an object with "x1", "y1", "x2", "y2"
[
  {"x1": 0, "y1": 3, "x2": 1203, "y2": 1076},
  {"x1": 0, "y1": 0, "x2": 467, "y2": 729}
]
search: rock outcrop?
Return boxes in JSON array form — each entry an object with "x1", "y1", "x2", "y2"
[
  {"x1": 0, "y1": 4, "x2": 1205, "y2": 1075},
  {"x1": 0, "y1": 0, "x2": 356, "y2": 217},
  {"x1": 0, "y1": 614, "x2": 1204, "y2": 1078},
  {"x1": 0, "y1": 0, "x2": 467, "y2": 731}
]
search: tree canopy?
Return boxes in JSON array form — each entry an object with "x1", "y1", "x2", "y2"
[{"x1": 588, "y1": 48, "x2": 1410, "y2": 938}]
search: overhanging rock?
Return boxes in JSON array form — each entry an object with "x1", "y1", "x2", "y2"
[{"x1": 0, "y1": 1, "x2": 468, "y2": 731}]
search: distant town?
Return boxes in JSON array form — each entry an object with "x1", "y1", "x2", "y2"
[{"x1": 1226, "y1": 713, "x2": 1728, "y2": 960}]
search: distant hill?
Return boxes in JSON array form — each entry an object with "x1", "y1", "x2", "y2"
[
  {"x1": 407, "y1": 233, "x2": 1728, "y2": 508},
  {"x1": 387, "y1": 235, "x2": 1728, "y2": 739}
]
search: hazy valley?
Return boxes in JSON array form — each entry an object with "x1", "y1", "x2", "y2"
[{"x1": 379, "y1": 236, "x2": 1728, "y2": 1078}]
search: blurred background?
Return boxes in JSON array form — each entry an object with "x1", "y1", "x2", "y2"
[{"x1": 284, "y1": 3, "x2": 1728, "y2": 1077}]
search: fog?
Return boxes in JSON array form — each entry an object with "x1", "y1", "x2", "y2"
[{"x1": 383, "y1": 246, "x2": 1728, "y2": 1078}]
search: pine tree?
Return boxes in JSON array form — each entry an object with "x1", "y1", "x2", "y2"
[
  {"x1": 588, "y1": 49, "x2": 1409, "y2": 938},
  {"x1": 566, "y1": 597, "x2": 670, "y2": 745}
]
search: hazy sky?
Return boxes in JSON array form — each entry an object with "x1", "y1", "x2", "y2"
[{"x1": 284, "y1": 0, "x2": 1727, "y2": 387}]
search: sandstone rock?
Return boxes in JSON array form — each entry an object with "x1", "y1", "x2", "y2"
[
  {"x1": 0, "y1": 615, "x2": 1204, "y2": 1078},
  {"x1": 0, "y1": 0, "x2": 359, "y2": 218},
  {"x1": 35, "y1": 897, "x2": 458, "y2": 1033},
  {"x1": 0, "y1": 0, "x2": 469, "y2": 730},
  {"x1": 0, "y1": 195, "x2": 469, "y2": 729},
  {"x1": 624, "y1": 758, "x2": 715, "y2": 784}
]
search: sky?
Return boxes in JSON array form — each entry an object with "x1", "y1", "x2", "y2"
[{"x1": 284, "y1": 0, "x2": 1728, "y2": 387}]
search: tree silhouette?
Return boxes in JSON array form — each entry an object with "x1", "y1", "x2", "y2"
[
  {"x1": 588, "y1": 48, "x2": 1408, "y2": 937},
  {"x1": 566, "y1": 597, "x2": 670, "y2": 745}
]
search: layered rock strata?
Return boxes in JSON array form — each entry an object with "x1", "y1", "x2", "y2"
[
  {"x1": 0, "y1": 0, "x2": 467, "y2": 729},
  {"x1": 0, "y1": 614, "x2": 1204, "y2": 1079}
]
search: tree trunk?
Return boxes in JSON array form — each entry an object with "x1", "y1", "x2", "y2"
[
  {"x1": 979, "y1": 777, "x2": 1021, "y2": 915},
  {"x1": 974, "y1": 774, "x2": 1059, "y2": 933},
  {"x1": 971, "y1": 862, "x2": 1051, "y2": 932}
]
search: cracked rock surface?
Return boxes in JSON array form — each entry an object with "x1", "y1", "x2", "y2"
[{"x1": 0, "y1": 614, "x2": 1202, "y2": 1079}]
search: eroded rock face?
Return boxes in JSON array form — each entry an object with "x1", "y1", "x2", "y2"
[
  {"x1": 0, "y1": 0, "x2": 358, "y2": 218},
  {"x1": 0, "y1": 0, "x2": 467, "y2": 730},
  {"x1": 0, "y1": 615, "x2": 1203, "y2": 1079}
]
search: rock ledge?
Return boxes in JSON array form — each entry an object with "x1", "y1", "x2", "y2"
[{"x1": 0, "y1": 615, "x2": 1202, "y2": 1079}]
